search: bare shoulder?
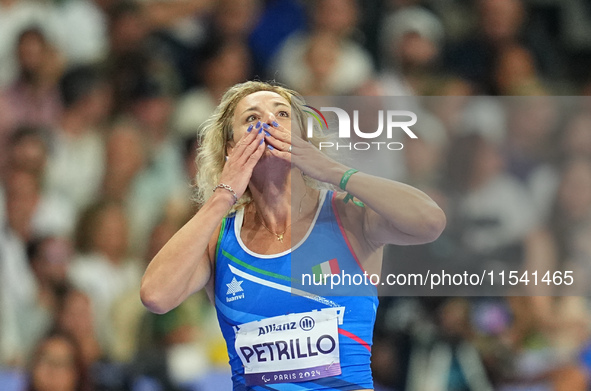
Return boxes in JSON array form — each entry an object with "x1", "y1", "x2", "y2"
[
  {"x1": 330, "y1": 192, "x2": 383, "y2": 273},
  {"x1": 331, "y1": 192, "x2": 366, "y2": 237}
]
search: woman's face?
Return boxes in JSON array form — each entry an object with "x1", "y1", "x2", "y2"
[
  {"x1": 231, "y1": 91, "x2": 292, "y2": 147},
  {"x1": 58, "y1": 291, "x2": 95, "y2": 338},
  {"x1": 31, "y1": 337, "x2": 79, "y2": 391}
]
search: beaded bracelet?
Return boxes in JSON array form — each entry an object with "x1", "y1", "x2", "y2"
[
  {"x1": 213, "y1": 183, "x2": 238, "y2": 204},
  {"x1": 339, "y1": 169, "x2": 365, "y2": 207}
]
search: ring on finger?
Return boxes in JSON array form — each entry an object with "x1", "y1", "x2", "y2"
[{"x1": 287, "y1": 145, "x2": 292, "y2": 153}]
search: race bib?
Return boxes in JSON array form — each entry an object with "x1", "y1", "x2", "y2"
[{"x1": 235, "y1": 307, "x2": 345, "y2": 385}]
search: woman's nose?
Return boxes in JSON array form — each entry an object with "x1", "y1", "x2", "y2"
[{"x1": 262, "y1": 113, "x2": 276, "y2": 124}]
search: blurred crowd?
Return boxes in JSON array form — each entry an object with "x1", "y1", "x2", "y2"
[{"x1": 1, "y1": 0, "x2": 591, "y2": 390}]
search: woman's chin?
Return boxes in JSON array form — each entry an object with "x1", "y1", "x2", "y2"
[
  {"x1": 257, "y1": 149, "x2": 289, "y2": 167},
  {"x1": 261, "y1": 147, "x2": 277, "y2": 158}
]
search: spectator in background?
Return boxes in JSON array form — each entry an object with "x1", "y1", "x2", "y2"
[
  {"x1": 26, "y1": 330, "x2": 92, "y2": 391},
  {"x1": 138, "y1": 0, "x2": 215, "y2": 91},
  {"x1": 1, "y1": 128, "x2": 75, "y2": 238},
  {"x1": 0, "y1": 126, "x2": 50, "y2": 195},
  {"x1": 55, "y1": 287, "x2": 103, "y2": 374},
  {"x1": 0, "y1": 170, "x2": 42, "y2": 366},
  {"x1": 442, "y1": 133, "x2": 534, "y2": 272},
  {"x1": 102, "y1": 118, "x2": 190, "y2": 258},
  {"x1": 68, "y1": 200, "x2": 142, "y2": 354},
  {"x1": 503, "y1": 158, "x2": 591, "y2": 390},
  {"x1": 445, "y1": 0, "x2": 525, "y2": 92},
  {"x1": 4, "y1": 127, "x2": 50, "y2": 180},
  {"x1": 444, "y1": 0, "x2": 563, "y2": 94},
  {"x1": 99, "y1": 0, "x2": 214, "y2": 94},
  {"x1": 106, "y1": 1, "x2": 181, "y2": 115},
  {"x1": 173, "y1": 39, "x2": 252, "y2": 138},
  {"x1": 402, "y1": 111, "x2": 448, "y2": 196},
  {"x1": 457, "y1": 97, "x2": 507, "y2": 146},
  {"x1": 0, "y1": 0, "x2": 58, "y2": 88},
  {"x1": 25, "y1": 236, "x2": 74, "y2": 350},
  {"x1": 378, "y1": 6, "x2": 445, "y2": 96},
  {"x1": 272, "y1": 0, "x2": 374, "y2": 94},
  {"x1": 109, "y1": 220, "x2": 179, "y2": 363},
  {"x1": 207, "y1": 0, "x2": 261, "y2": 43},
  {"x1": 380, "y1": 112, "x2": 449, "y2": 298},
  {"x1": 45, "y1": 66, "x2": 111, "y2": 214},
  {"x1": 106, "y1": 1, "x2": 149, "y2": 61},
  {"x1": 3, "y1": 168, "x2": 74, "y2": 243},
  {"x1": 55, "y1": 285, "x2": 142, "y2": 391},
  {"x1": 406, "y1": 298, "x2": 494, "y2": 391},
  {"x1": 493, "y1": 44, "x2": 548, "y2": 95},
  {"x1": 561, "y1": 111, "x2": 591, "y2": 161},
  {"x1": 0, "y1": 166, "x2": 72, "y2": 366},
  {"x1": 549, "y1": 158, "x2": 591, "y2": 284},
  {"x1": 503, "y1": 97, "x2": 560, "y2": 225},
  {"x1": 28, "y1": 236, "x2": 72, "y2": 307},
  {"x1": 0, "y1": 27, "x2": 63, "y2": 150},
  {"x1": 502, "y1": 295, "x2": 589, "y2": 390},
  {"x1": 248, "y1": 0, "x2": 306, "y2": 76},
  {"x1": 105, "y1": 0, "x2": 151, "y2": 114},
  {"x1": 126, "y1": 78, "x2": 187, "y2": 256},
  {"x1": 300, "y1": 32, "x2": 343, "y2": 95},
  {"x1": 101, "y1": 120, "x2": 146, "y2": 204},
  {"x1": 424, "y1": 95, "x2": 473, "y2": 141},
  {"x1": 49, "y1": 0, "x2": 108, "y2": 67},
  {"x1": 164, "y1": 135, "x2": 201, "y2": 224}
]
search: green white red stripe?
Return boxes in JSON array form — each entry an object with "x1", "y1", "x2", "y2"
[{"x1": 312, "y1": 258, "x2": 340, "y2": 282}]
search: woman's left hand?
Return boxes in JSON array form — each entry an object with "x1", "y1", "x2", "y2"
[
  {"x1": 264, "y1": 121, "x2": 446, "y2": 246},
  {"x1": 264, "y1": 122, "x2": 345, "y2": 184}
]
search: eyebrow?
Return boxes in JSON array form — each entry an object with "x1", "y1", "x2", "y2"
[{"x1": 241, "y1": 101, "x2": 290, "y2": 115}]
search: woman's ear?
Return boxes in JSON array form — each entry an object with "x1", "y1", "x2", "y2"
[
  {"x1": 226, "y1": 127, "x2": 236, "y2": 155},
  {"x1": 226, "y1": 140, "x2": 235, "y2": 156}
]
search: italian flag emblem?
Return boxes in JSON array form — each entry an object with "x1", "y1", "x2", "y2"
[{"x1": 312, "y1": 258, "x2": 340, "y2": 283}]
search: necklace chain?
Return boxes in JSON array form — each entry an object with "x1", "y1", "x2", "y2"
[{"x1": 256, "y1": 188, "x2": 309, "y2": 242}]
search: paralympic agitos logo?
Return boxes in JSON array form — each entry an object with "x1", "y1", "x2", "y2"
[{"x1": 304, "y1": 105, "x2": 418, "y2": 151}]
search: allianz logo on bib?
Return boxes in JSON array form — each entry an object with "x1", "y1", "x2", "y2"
[
  {"x1": 257, "y1": 315, "x2": 316, "y2": 336},
  {"x1": 226, "y1": 277, "x2": 245, "y2": 302}
]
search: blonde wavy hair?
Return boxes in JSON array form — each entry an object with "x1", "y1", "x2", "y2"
[{"x1": 194, "y1": 80, "x2": 327, "y2": 211}]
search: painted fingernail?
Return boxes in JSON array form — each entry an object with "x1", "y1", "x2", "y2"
[
  {"x1": 258, "y1": 127, "x2": 263, "y2": 134},
  {"x1": 267, "y1": 144, "x2": 274, "y2": 150},
  {"x1": 255, "y1": 121, "x2": 261, "y2": 129},
  {"x1": 272, "y1": 121, "x2": 279, "y2": 127},
  {"x1": 264, "y1": 131, "x2": 270, "y2": 137},
  {"x1": 259, "y1": 139, "x2": 264, "y2": 145},
  {"x1": 247, "y1": 124, "x2": 253, "y2": 132},
  {"x1": 262, "y1": 123, "x2": 269, "y2": 129}
]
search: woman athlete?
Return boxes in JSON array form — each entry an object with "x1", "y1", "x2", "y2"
[{"x1": 140, "y1": 81, "x2": 446, "y2": 390}]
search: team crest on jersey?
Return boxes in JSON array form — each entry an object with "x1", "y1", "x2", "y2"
[{"x1": 226, "y1": 277, "x2": 245, "y2": 302}]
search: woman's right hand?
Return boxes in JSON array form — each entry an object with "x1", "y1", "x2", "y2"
[
  {"x1": 217, "y1": 122, "x2": 266, "y2": 201},
  {"x1": 140, "y1": 124, "x2": 264, "y2": 314}
]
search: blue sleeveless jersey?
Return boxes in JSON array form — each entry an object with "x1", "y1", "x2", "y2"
[{"x1": 214, "y1": 190, "x2": 378, "y2": 390}]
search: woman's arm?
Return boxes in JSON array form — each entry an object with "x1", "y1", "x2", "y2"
[
  {"x1": 326, "y1": 165, "x2": 446, "y2": 246},
  {"x1": 265, "y1": 124, "x2": 446, "y2": 246},
  {"x1": 140, "y1": 126, "x2": 266, "y2": 314},
  {"x1": 140, "y1": 192, "x2": 232, "y2": 314}
]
